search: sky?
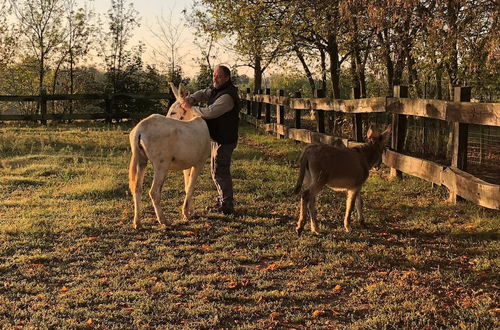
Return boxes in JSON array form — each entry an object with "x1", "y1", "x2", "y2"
[{"x1": 92, "y1": 0, "x2": 234, "y2": 78}]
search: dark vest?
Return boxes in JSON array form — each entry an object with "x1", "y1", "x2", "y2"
[{"x1": 206, "y1": 81, "x2": 240, "y2": 144}]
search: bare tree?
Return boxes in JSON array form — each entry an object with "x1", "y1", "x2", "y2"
[
  {"x1": 148, "y1": 7, "x2": 190, "y2": 79},
  {"x1": 98, "y1": 0, "x2": 141, "y2": 92},
  {"x1": 9, "y1": 0, "x2": 65, "y2": 93}
]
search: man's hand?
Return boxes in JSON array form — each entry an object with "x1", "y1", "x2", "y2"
[{"x1": 180, "y1": 99, "x2": 192, "y2": 111}]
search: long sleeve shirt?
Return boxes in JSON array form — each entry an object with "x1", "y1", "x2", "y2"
[{"x1": 186, "y1": 87, "x2": 234, "y2": 120}]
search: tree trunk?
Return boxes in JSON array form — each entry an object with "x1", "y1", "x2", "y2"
[
  {"x1": 253, "y1": 55, "x2": 262, "y2": 93},
  {"x1": 378, "y1": 31, "x2": 394, "y2": 96},
  {"x1": 327, "y1": 33, "x2": 340, "y2": 99},
  {"x1": 294, "y1": 45, "x2": 316, "y2": 95},
  {"x1": 320, "y1": 48, "x2": 327, "y2": 94}
]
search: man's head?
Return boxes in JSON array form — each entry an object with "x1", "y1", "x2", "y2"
[{"x1": 213, "y1": 65, "x2": 231, "y2": 89}]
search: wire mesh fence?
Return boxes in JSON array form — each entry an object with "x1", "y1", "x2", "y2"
[{"x1": 467, "y1": 125, "x2": 500, "y2": 184}]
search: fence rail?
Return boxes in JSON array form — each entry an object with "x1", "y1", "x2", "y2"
[
  {"x1": 0, "y1": 91, "x2": 172, "y2": 123},
  {"x1": 240, "y1": 86, "x2": 500, "y2": 210}
]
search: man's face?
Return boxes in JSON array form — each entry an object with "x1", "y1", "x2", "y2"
[{"x1": 213, "y1": 68, "x2": 229, "y2": 88}]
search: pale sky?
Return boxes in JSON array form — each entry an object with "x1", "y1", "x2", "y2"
[{"x1": 92, "y1": 0, "x2": 241, "y2": 78}]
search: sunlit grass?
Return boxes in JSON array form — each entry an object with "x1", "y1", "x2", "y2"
[{"x1": 0, "y1": 121, "x2": 498, "y2": 328}]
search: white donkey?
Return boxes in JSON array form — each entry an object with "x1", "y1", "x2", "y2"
[{"x1": 128, "y1": 83, "x2": 210, "y2": 229}]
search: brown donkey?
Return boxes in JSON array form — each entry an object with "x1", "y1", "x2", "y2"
[{"x1": 293, "y1": 124, "x2": 392, "y2": 235}]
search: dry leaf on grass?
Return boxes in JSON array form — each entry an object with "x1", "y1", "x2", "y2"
[
  {"x1": 269, "y1": 312, "x2": 281, "y2": 320},
  {"x1": 312, "y1": 310, "x2": 324, "y2": 318}
]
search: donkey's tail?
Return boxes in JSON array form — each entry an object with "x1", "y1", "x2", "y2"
[
  {"x1": 128, "y1": 129, "x2": 148, "y2": 194},
  {"x1": 292, "y1": 150, "x2": 308, "y2": 195}
]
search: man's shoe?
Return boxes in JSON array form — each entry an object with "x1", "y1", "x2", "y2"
[
  {"x1": 219, "y1": 200, "x2": 234, "y2": 215},
  {"x1": 219, "y1": 205, "x2": 234, "y2": 215},
  {"x1": 208, "y1": 200, "x2": 234, "y2": 215},
  {"x1": 206, "y1": 200, "x2": 222, "y2": 212}
]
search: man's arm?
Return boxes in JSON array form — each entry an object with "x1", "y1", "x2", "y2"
[
  {"x1": 185, "y1": 87, "x2": 212, "y2": 104},
  {"x1": 190, "y1": 94, "x2": 234, "y2": 119}
]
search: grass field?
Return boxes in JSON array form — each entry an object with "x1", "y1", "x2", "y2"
[{"x1": 0, "y1": 121, "x2": 498, "y2": 329}]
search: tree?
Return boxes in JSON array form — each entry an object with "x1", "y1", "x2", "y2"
[
  {"x1": 149, "y1": 7, "x2": 190, "y2": 81},
  {"x1": 190, "y1": 0, "x2": 287, "y2": 92},
  {"x1": 278, "y1": 0, "x2": 347, "y2": 99},
  {"x1": 366, "y1": 0, "x2": 429, "y2": 96},
  {"x1": 0, "y1": 0, "x2": 19, "y2": 67},
  {"x1": 98, "y1": 0, "x2": 142, "y2": 93},
  {"x1": 10, "y1": 0, "x2": 65, "y2": 93},
  {"x1": 52, "y1": 0, "x2": 96, "y2": 116},
  {"x1": 192, "y1": 62, "x2": 212, "y2": 90}
]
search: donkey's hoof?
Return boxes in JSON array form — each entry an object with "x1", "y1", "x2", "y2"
[
  {"x1": 158, "y1": 223, "x2": 168, "y2": 230},
  {"x1": 344, "y1": 226, "x2": 352, "y2": 233},
  {"x1": 311, "y1": 229, "x2": 321, "y2": 236},
  {"x1": 295, "y1": 227, "x2": 303, "y2": 236}
]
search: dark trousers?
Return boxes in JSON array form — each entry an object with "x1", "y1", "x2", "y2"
[{"x1": 211, "y1": 141, "x2": 236, "y2": 205}]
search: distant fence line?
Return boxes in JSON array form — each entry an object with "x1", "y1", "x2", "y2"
[
  {"x1": 240, "y1": 86, "x2": 500, "y2": 211},
  {"x1": 0, "y1": 90, "x2": 173, "y2": 123}
]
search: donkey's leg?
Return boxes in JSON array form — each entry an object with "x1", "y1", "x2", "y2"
[
  {"x1": 182, "y1": 165, "x2": 202, "y2": 221},
  {"x1": 296, "y1": 190, "x2": 309, "y2": 236},
  {"x1": 355, "y1": 192, "x2": 366, "y2": 227},
  {"x1": 131, "y1": 160, "x2": 147, "y2": 230},
  {"x1": 183, "y1": 168, "x2": 191, "y2": 193},
  {"x1": 344, "y1": 189, "x2": 360, "y2": 232},
  {"x1": 149, "y1": 164, "x2": 169, "y2": 226},
  {"x1": 307, "y1": 186, "x2": 323, "y2": 235}
]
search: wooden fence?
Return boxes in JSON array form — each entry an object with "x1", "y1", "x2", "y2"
[
  {"x1": 240, "y1": 86, "x2": 500, "y2": 210},
  {"x1": 0, "y1": 90, "x2": 172, "y2": 123}
]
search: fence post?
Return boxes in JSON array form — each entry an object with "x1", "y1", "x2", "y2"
[
  {"x1": 265, "y1": 88, "x2": 271, "y2": 123},
  {"x1": 40, "y1": 88, "x2": 47, "y2": 125},
  {"x1": 246, "y1": 88, "x2": 252, "y2": 115},
  {"x1": 352, "y1": 87, "x2": 363, "y2": 142},
  {"x1": 315, "y1": 89, "x2": 325, "y2": 133},
  {"x1": 448, "y1": 86, "x2": 471, "y2": 203},
  {"x1": 390, "y1": 85, "x2": 408, "y2": 179},
  {"x1": 257, "y1": 89, "x2": 262, "y2": 119},
  {"x1": 277, "y1": 89, "x2": 285, "y2": 138},
  {"x1": 105, "y1": 90, "x2": 114, "y2": 123},
  {"x1": 294, "y1": 91, "x2": 301, "y2": 129},
  {"x1": 277, "y1": 89, "x2": 285, "y2": 125}
]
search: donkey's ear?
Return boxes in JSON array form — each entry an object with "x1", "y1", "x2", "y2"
[
  {"x1": 366, "y1": 123, "x2": 376, "y2": 139},
  {"x1": 169, "y1": 82, "x2": 179, "y2": 99},
  {"x1": 178, "y1": 83, "x2": 189, "y2": 98},
  {"x1": 383, "y1": 124, "x2": 392, "y2": 136}
]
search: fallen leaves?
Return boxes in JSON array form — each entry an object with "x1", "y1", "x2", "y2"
[
  {"x1": 200, "y1": 244, "x2": 211, "y2": 252},
  {"x1": 312, "y1": 309, "x2": 324, "y2": 318},
  {"x1": 226, "y1": 279, "x2": 250, "y2": 289},
  {"x1": 269, "y1": 312, "x2": 281, "y2": 320}
]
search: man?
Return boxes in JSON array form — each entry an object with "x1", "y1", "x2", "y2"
[{"x1": 180, "y1": 65, "x2": 240, "y2": 215}]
